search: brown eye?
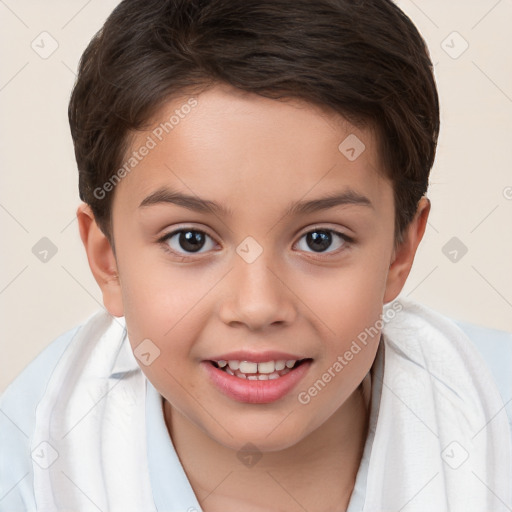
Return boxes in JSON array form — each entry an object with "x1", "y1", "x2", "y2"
[
  {"x1": 296, "y1": 228, "x2": 352, "y2": 254},
  {"x1": 160, "y1": 229, "x2": 215, "y2": 255}
]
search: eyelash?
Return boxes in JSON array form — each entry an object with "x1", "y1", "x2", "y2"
[{"x1": 157, "y1": 226, "x2": 354, "y2": 261}]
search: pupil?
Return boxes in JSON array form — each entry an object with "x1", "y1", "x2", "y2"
[
  {"x1": 180, "y1": 231, "x2": 205, "y2": 252},
  {"x1": 307, "y1": 231, "x2": 331, "y2": 252}
]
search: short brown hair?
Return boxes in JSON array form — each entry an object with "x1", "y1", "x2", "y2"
[{"x1": 68, "y1": 0, "x2": 440, "y2": 248}]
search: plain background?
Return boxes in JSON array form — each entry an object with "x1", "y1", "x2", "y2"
[{"x1": 1, "y1": 0, "x2": 511, "y2": 393}]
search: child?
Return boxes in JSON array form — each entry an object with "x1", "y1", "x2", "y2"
[{"x1": 1, "y1": 0, "x2": 511, "y2": 510}]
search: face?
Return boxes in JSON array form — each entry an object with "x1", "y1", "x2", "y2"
[{"x1": 90, "y1": 83, "x2": 419, "y2": 452}]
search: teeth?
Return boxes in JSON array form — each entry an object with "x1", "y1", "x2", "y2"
[
  {"x1": 257, "y1": 361, "x2": 275, "y2": 374},
  {"x1": 239, "y1": 361, "x2": 258, "y2": 373},
  {"x1": 213, "y1": 358, "x2": 304, "y2": 380},
  {"x1": 216, "y1": 359, "x2": 297, "y2": 373}
]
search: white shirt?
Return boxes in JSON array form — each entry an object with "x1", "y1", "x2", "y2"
[{"x1": 1, "y1": 310, "x2": 511, "y2": 511}]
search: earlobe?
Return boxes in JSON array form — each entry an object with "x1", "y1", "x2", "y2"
[
  {"x1": 76, "y1": 203, "x2": 124, "y2": 317},
  {"x1": 383, "y1": 196, "x2": 431, "y2": 304}
]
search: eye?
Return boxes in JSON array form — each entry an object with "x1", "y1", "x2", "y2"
[
  {"x1": 159, "y1": 228, "x2": 216, "y2": 256},
  {"x1": 295, "y1": 228, "x2": 353, "y2": 254},
  {"x1": 157, "y1": 226, "x2": 353, "y2": 259}
]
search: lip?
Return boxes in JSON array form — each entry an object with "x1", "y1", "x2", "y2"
[
  {"x1": 205, "y1": 350, "x2": 308, "y2": 363},
  {"x1": 202, "y1": 359, "x2": 313, "y2": 404}
]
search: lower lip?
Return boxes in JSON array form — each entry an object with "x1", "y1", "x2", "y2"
[{"x1": 202, "y1": 360, "x2": 312, "y2": 404}]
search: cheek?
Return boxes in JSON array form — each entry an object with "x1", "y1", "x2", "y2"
[
  {"x1": 294, "y1": 255, "x2": 388, "y2": 337},
  {"x1": 116, "y1": 259, "x2": 212, "y2": 379},
  {"x1": 119, "y1": 267, "x2": 207, "y2": 410},
  {"x1": 118, "y1": 248, "x2": 213, "y2": 330},
  {"x1": 299, "y1": 270, "x2": 383, "y2": 412}
]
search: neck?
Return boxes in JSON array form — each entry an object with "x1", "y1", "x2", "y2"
[{"x1": 164, "y1": 372, "x2": 372, "y2": 512}]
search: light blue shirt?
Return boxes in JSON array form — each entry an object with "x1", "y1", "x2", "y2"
[{"x1": 1, "y1": 314, "x2": 511, "y2": 511}]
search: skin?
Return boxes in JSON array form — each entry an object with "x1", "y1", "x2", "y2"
[{"x1": 77, "y1": 83, "x2": 430, "y2": 512}]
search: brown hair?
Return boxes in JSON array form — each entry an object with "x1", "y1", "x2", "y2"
[{"x1": 68, "y1": 0, "x2": 439, "y2": 249}]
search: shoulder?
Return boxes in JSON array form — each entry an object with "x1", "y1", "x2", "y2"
[{"x1": 0, "y1": 315, "x2": 96, "y2": 511}]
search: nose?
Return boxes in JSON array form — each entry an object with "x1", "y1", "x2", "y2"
[{"x1": 217, "y1": 250, "x2": 297, "y2": 331}]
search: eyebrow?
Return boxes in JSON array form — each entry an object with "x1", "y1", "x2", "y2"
[{"x1": 138, "y1": 186, "x2": 374, "y2": 216}]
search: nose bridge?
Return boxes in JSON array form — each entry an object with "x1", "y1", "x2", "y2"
[{"x1": 218, "y1": 242, "x2": 296, "y2": 329}]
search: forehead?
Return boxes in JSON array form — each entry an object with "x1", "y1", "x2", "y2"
[{"x1": 113, "y1": 83, "x2": 392, "y2": 219}]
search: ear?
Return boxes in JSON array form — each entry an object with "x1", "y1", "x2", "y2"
[
  {"x1": 76, "y1": 203, "x2": 124, "y2": 317},
  {"x1": 383, "y1": 196, "x2": 431, "y2": 304}
]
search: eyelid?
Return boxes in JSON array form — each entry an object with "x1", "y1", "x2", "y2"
[
  {"x1": 297, "y1": 224, "x2": 353, "y2": 239},
  {"x1": 157, "y1": 224, "x2": 217, "y2": 242}
]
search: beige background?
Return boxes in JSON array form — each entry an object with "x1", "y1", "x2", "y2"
[{"x1": 1, "y1": 0, "x2": 511, "y2": 393}]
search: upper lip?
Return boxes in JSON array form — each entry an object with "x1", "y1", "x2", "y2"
[{"x1": 206, "y1": 350, "x2": 311, "y2": 363}]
